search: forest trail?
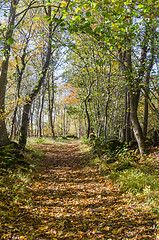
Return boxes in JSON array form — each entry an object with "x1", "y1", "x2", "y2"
[{"x1": 1, "y1": 142, "x2": 157, "y2": 239}]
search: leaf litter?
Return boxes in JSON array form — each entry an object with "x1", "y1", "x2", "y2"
[{"x1": 0, "y1": 142, "x2": 158, "y2": 239}]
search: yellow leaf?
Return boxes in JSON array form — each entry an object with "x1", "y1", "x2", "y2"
[
  {"x1": 112, "y1": 229, "x2": 117, "y2": 234},
  {"x1": 39, "y1": 225, "x2": 48, "y2": 230},
  {"x1": 102, "y1": 226, "x2": 110, "y2": 231},
  {"x1": 112, "y1": 227, "x2": 125, "y2": 234},
  {"x1": 61, "y1": 1, "x2": 67, "y2": 7}
]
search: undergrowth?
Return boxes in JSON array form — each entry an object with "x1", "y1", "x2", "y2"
[
  {"x1": 84, "y1": 136, "x2": 159, "y2": 213},
  {"x1": 92, "y1": 144, "x2": 159, "y2": 213},
  {"x1": 0, "y1": 143, "x2": 44, "y2": 219}
]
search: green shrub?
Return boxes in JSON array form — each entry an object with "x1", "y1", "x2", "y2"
[
  {"x1": 105, "y1": 139, "x2": 122, "y2": 151},
  {"x1": 129, "y1": 140, "x2": 138, "y2": 149},
  {"x1": 82, "y1": 137, "x2": 90, "y2": 144},
  {"x1": 36, "y1": 137, "x2": 46, "y2": 144},
  {"x1": 115, "y1": 161, "x2": 134, "y2": 171},
  {"x1": 61, "y1": 136, "x2": 68, "y2": 140}
]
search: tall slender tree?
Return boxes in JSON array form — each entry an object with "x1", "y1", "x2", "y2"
[{"x1": 0, "y1": 0, "x2": 20, "y2": 146}]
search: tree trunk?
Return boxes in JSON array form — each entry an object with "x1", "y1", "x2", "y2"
[
  {"x1": 104, "y1": 94, "x2": 109, "y2": 139},
  {"x1": 143, "y1": 89, "x2": 149, "y2": 140},
  {"x1": 19, "y1": 5, "x2": 52, "y2": 148},
  {"x1": 0, "y1": 0, "x2": 19, "y2": 146},
  {"x1": 104, "y1": 58, "x2": 111, "y2": 139},
  {"x1": 18, "y1": 0, "x2": 72, "y2": 146},
  {"x1": 84, "y1": 100, "x2": 91, "y2": 139},
  {"x1": 143, "y1": 38, "x2": 154, "y2": 139},
  {"x1": 10, "y1": 105, "x2": 18, "y2": 140},
  {"x1": 130, "y1": 91, "x2": 145, "y2": 156},
  {"x1": 78, "y1": 115, "x2": 81, "y2": 138},
  {"x1": 19, "y1": 103, "x2": 31, "y2": 148},
  {"x1": 10, "y1": 27, "x2": 31, "y2": 139},
  {"x1": 38, "y1": 86, "x2": 45, "y2": 137},
  {"x1": 63, "y1": 107, "x2": 66, "y2": 136},
  {"x1": 122, "y1": 86, "x2": 127, "y2": 142},
  {"x1": 126, "y1": 90, "x2": 131, "y2": 143},
  {"x1": 30, "y1": 103, "x2": 35, "y2": 137},
  {"x1": 126, "y1": 40, "x2": 146, "y2": 156},
  {"x1": 47, "y1": 74, "x2": 55, "y2": 137}
]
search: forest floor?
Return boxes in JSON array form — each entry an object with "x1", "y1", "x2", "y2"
[{"x1": 0, "y1": 139, "x2": 159, "y2": 239}]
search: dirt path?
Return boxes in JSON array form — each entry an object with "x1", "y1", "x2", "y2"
[{"x1": 2, "y1": 142, "x2": 156, "y2": 239}]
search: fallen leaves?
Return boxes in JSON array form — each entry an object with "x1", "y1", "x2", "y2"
[{"x1": 0, "y1": 143, "x2": 157, "y2": 239}]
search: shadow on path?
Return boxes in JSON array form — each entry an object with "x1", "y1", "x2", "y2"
[{"x1": 1, "y1": 143, "x2": 156, "y2": 239}]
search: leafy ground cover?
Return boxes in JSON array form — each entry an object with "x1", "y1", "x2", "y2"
[{"x1": 0, "y1": 139, "x2": 158, "y2": 239}]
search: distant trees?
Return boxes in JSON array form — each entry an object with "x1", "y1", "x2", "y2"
[
  {"x1": 63, "y1": 0, "x2": 159, "y2": 156},
  {"x1": 0, "y1": 0, "x2": 72, "y2": 148},
  {"x1": 0, "y1": 0, "x2": 158, "y2": 155}
]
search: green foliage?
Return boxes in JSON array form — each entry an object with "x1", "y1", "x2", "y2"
[
  {"x1": 0, "y1": 143, "x2": 30, "y2": 171},
  {"x1": 129, "y1": 140, "x2": 138, "y2": 149},
  {"x1": 7, "y1": 37, "x2": 14, "y2": 45},
  {"x1": 26, "y1": 147, "x2": 44, "y2": 159},
  {"x1": 115, "y1": 160, "x2": 134, "y2": 171},
  {"x1": 117, "y1": 169, "x2": 159, "y2": 194},
  {"x1": 87, "y1": 135, "x2": 122, "y2": 156},
  {"x1": 67, "y1": 105, "x2": 80, "y2": 115},
  {"x1": 0, "y1": 144, "x2": 45, "y2": 239},
  {"x1": 105, "y1": 139, "x2": 122, "y2": 151},
  {"x1": 66, "y1": 134, "x2": 78, "y2": 139},
  {"x1": 82, "y1": 136, "x2": 90, "y2": 144},
  {"x1": 96, "y1": 144, "x2": 159, "y2": 212},
  {"x1": 61, "y1": 136, "x2": 68, "y2": 139},
  {"x1": 36, "y1": 137, "x2": 46, "y2": 144},
  {"x1": 87, "y1": 135, "x2": 106, "y2": 155}
]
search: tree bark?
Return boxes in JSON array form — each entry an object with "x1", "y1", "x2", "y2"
[
  {"x1": 19, "y1": 103, "x2": 31, "y2": 147},
  {"x1": 0, "y1": 0, "x2": 19, "y2": 146},
  {"x1": 104, "y1": 95, "x2": 109, "y2": 139},
  {"x1": 127, "y1": 42, "x2": 146, "y2": 156},
  {"x1": 143, "y1": 77, "x2": 149, "y2": 140},
  {"x1": 10, "y1": 44, "x2": 28, "y2": 139},
  {"x1": 130, "y1": 91, "x2": 145, "y2": 156},
  {"x1": 104, "y1": 58, "x2": 111, "y2": 139},
  {"x1": 19, "y1": 5, "x2": 52, "y2": 148},
  {"x1": 143, "y1": 37, "x2": 154, "y2": 139},
  {"x1": 38, "y1": 85, "x2": 45, "y2": 137},
  {"x1": 63, "y1": 106, "x2": 66, "y2": 136},
  {"x1": 126, "y1": 90, "x2": 131, "y2": 143},
  {"x1": 47, "y1": 73, "x2": 55, "y2": 137},
  {"x1": 84, "y1": 100, "x2": 91, "y2": 139},
  {"x1": 30, "y1": 103, "x2": 35, "y2": 137}
]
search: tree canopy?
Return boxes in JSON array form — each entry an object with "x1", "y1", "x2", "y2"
[{"x1": 0, "y1": 0, "x2": 158, "y2": 155}]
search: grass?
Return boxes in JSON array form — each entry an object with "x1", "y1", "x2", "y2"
[
  {"x1": 0, "y1": 137, "x2": 158, "y2": 239},
  {"x1": 114, "y1": 168, "x2": 159, "y2": 211},
  {"x1": 1, "y1": 138, "x2": 158, "y2": 219},
  {"x1": 27, "y1": 136, "x2": 79, "y2": 146},
  {"x1": 117, "y1": 169, "x2": 158, "y2": 193},
  {"x1": 0, "y1": 140, "x2": 45, "y2": 215},
  {"x1": 94, "y1": 146, "x2": 159, "y2": 214},
  {"x1": 0, "y1": 142, "x2": 44, "y2": 239},
  {"x1": 0, "y1": 137, "x2": 87, "y2": 210}
]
